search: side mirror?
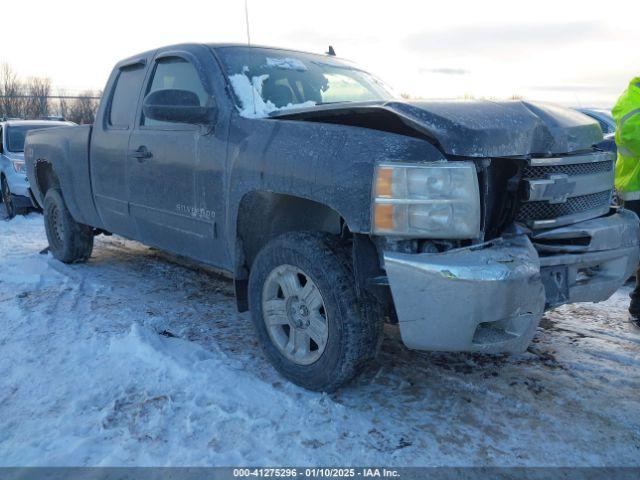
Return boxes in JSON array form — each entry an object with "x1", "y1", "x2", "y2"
[{"x1": 143, "y1": 89, "x2": 216, "y2": 124}]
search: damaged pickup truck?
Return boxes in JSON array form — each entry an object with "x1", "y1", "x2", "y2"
[{"x1": 25, "y1": 44, "x2": 640, "y2": 391}]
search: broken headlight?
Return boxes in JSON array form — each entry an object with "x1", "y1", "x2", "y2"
[{"x1": 373, "y1": 161, "x2": 480, "y2": 239}]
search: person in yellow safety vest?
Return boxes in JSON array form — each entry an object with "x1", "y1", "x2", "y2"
[{"x1": 613, "y1": 76, "x2": 640, "y2": 324}]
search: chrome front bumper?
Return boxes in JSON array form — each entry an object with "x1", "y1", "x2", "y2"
[{"x1": 384, "y1": 210, "x2": 639, "y2": 353}]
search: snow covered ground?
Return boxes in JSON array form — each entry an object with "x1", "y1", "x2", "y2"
[{"x1": 1, "y1": 207, "x2": 639, "y2": 467}]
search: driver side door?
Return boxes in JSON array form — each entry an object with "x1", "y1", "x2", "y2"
[{"x1": 128, "y1": 50, "x2": 215, "y2": 259}]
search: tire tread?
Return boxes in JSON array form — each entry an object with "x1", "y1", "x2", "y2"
[{"x1": 44, "y1": 188, "x2": 93, "y2": 263}]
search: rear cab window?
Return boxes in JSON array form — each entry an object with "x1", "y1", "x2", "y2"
[{"x1": 108, "y1": 64, "x2": 147, "y2": 129}]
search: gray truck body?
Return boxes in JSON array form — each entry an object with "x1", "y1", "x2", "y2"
[{"x1": 25, "y1": 43, "x2": 639, "y2": 354}]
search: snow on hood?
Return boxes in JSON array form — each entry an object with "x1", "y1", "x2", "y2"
[
  {"x1": 229, "y1": 71, "x2": 316, "y2": 119},
  {"x1": 272, "y1": 99, "x2": 604, "y2": 157}
]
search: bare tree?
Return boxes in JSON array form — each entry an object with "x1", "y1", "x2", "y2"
[
  {"x1": 0, "y1": 62, "x2": 101, "y2": 122},
  {"x1": 67, "y1": 90, "x2": 101, "y2": 124},
  {"x1": 24, "y1": 76, "x2": 52, "y2": 119},
  {"x1": 56, "y1": 88, "x2": 69, "y2": 120},
  {"x1": 0, "y1": 63, "x2": 25, "y2": 118}
]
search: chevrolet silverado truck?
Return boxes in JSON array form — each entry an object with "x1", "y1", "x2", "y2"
[{"x1": 24, "y1": 44, "x2": 640, "y2": 391}]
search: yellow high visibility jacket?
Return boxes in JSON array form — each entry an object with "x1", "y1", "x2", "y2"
[{"x1": 613, "y1": 77, "x2": 640, "y2": 200}]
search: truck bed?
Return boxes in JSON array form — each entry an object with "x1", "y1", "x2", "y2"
[{"x1": 25, "y1": 124, "x2": 102, "y2": 228}]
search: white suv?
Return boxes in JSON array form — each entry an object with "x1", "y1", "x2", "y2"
[{"x1": 1, "y1": 120, "x2": 73, "y2": 218}]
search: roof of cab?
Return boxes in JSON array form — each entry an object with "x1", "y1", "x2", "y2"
[
  {"x1": 207, "y1": 43, "x2": 329, "y2": 55},
  {"x1": 209, "y1": 44, "x2": 349, "y2": 65},
  {"x1": 115, "y1": 42, "x2": 339, "y2": 69}
]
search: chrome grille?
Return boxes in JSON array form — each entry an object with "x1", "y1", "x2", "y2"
[
  {"x1": 522, "y1": 160, "x2": 613, "y2": 179},
  {"x1": 517, "y1": 191, "x2": 612, "y2": 223},
  {"x1": 517, "y1": 152, "x2": 615, "y2": 229}
]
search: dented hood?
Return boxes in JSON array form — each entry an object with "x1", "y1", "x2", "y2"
[{"x1": 271, "y1": 99, "x2": 603, "y2": 157}]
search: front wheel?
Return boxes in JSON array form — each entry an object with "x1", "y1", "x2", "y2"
[
  {"x1": 248, "y1": 232, "x2": 383, "y2": 392},
  {"x1": 43, "y1": 188, "x2": 94, "y2": 263}
]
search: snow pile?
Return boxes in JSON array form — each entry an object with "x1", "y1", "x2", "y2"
[
  {"x1": 1, "y1": 208, "x2": 640, "y2": 467},
  {"x1": 229, "y1": 71, "x2": 316, "y2": 118}
]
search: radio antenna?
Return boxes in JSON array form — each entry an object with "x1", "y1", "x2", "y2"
[
  {"x1": 244, "y1": 0, "x2": 252, "y2": 46},
  {"x1": 244, "y1": 0, "x2": 257, "y2": 115}
]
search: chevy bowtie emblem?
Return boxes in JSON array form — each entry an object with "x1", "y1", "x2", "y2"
[{"x1": 543, "y1": 174, "x2": 576, "y2": 203}]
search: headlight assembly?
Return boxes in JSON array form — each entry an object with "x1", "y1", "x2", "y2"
[
  {"x1": 12, "y1": 160, "x2": 26, "y2": 174},
  {"x1": 373, "y1": 161, "x2": 480, "y2": 239}
]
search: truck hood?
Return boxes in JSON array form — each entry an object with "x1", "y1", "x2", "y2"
[{"x1": 271, "y1": 100, "x2": 603, "y2": 158}]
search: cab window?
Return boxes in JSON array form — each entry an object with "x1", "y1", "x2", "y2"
[{"x1": 109, "y1": 65, "x2": 147, "y2": 128}]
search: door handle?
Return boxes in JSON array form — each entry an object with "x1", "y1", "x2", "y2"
[{"x1": 130, "y1": 146, "x2": 153, "y2": 162}]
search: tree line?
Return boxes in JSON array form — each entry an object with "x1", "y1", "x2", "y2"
[{"x1": 0, "y1": 63, "x2": 101, "y2": 124}]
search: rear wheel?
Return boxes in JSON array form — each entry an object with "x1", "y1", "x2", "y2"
[
  {"x1": 43, "y1": 188, "x2": 94, "y2": 263},
  {"x1": 248, "y1": 232, "x2": 383, "y2": 392}
]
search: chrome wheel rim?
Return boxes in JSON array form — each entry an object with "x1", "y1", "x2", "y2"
[{"x1": 262, "y1": 264, "x2": 329, "y2": 365}]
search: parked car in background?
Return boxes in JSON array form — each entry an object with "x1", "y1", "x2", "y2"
[
  {"x1": 39, "y1": 116, "x2": 68, "y2": 122},
  {"x1": 575, "y1": 108, "x2": 616, "y2": 135},
  {"x1": 574, "y1": 109, "x2": 618, "y2": 158},
  {"x1": 1, "y1": 120, "x2": 74, "y2": 218}
]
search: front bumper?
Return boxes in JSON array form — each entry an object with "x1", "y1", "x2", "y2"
[
  {"x1": 7, "y1": 186, "x2": 35, "y2": 209},
  {"x1": 4, "y1": 168, "x2": 33, "y2": 201},
  {"x1": 383, "y1": 210, "x2": 639, "y2": 353}
]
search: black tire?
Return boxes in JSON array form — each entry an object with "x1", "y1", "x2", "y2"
[
  {"x1": 248, "y1": 232, "x2": 383, "y2": 392},
  {"x1": 43, "y1": 188, "x2": 94, "y2": 263},
  {"x1": 1, "y1": 176, "x2": 16, "y2": 219}
]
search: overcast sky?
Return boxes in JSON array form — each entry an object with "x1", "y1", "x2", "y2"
[{"x1": 2, "y1": 0, "x2": 638, "y2": 107}]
